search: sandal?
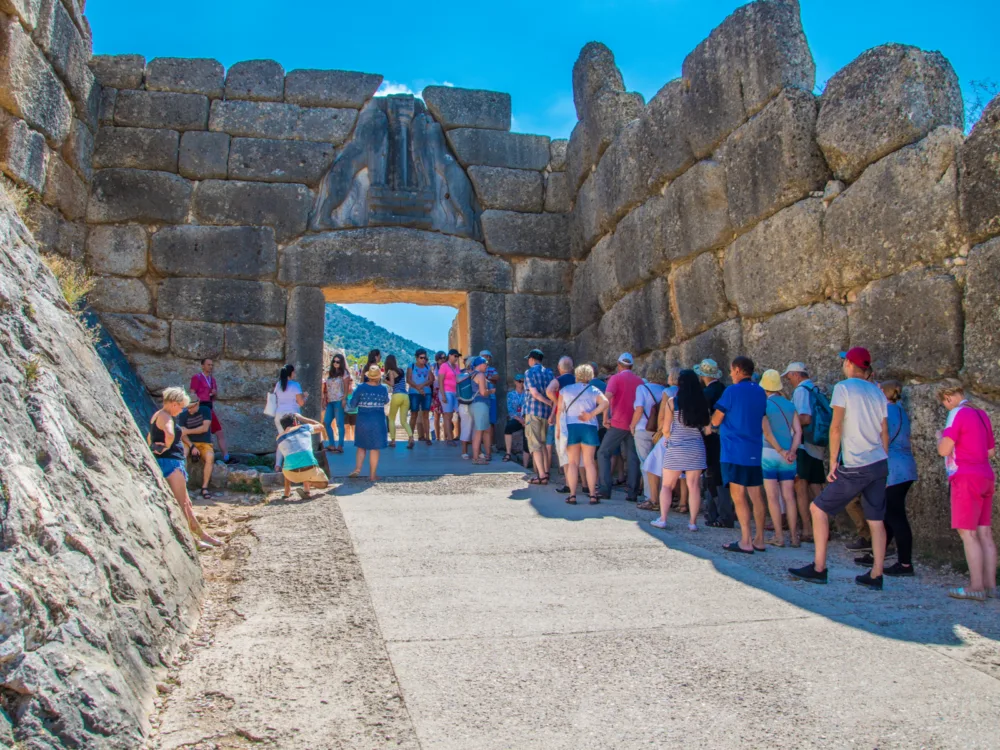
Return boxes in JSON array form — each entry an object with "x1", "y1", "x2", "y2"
[
  {"x1": 722, "y1": 541, "x2": 754, "y2": 554},
  {"x1": 200, "y1": 489, "x2": 213, "y2": 499},
  {"x1": 765, "y1": 538, "x2": 785, "y2": 548},
  {"x1": 948, "y1": 587, "x2": 986, "y2": 601},
  {"x1": 790, "y1": 536, "x2": 802, "y2": 548},
  {"x1": 527, "y1": 475, "x2": 549, "y2": 485},
  {"x1": 589, "y1": 495, "x2": 600, "y2": 505},
  {"x1": 636, "y1": 500, "x2": 659, "y2": 511},
  {"x1": 565, "y1": 495, "x2": 577, "y2": 505},
  {"x1": 348, "y1": 469, "x2": 361, "y2": 478},
  {"x1": 407, "y1": 440, "x2": 414, "y2": 449},
  {"x1": 502, "y1": 453, "x2": 512, "y2": 462}
]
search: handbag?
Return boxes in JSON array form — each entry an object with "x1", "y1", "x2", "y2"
[{"x1": 264, "y1": 385, "x2": 278, "y2": 417}]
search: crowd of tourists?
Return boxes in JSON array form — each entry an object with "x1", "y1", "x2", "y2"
[{"x1": 148, "y1": 344, "x2": 996, "y2": 601}]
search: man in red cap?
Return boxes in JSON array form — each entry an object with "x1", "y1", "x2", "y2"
[{"x1": 789, "y1": 347, "x2": 890, "y2": 590}]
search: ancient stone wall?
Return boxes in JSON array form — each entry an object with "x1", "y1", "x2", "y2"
[{"x1": 567, "y1": 0, "x2": 1000, "y2": 556}]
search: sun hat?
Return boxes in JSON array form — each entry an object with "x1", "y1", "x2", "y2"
[
  {"x1": 759, "y1": 369, "x2": 783, "y2": 392},
  {"x1": 840, "y1": 347, "x2": 872, "y2": 369},
  {"x1": 618, "y1": 352, "x2": 634, "y2": 366},
  {"x1": 781, "y1": 361, "x2": 808, "y2": 377},
  {"x1": 693, "y1": 358, "x2": 720, "y2": 379},
  {"x1": 366, "y1": 365, "x2": 382, "y2": 380}
]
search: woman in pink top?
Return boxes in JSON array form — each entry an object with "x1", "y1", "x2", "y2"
[{"x1": 937, "y1": 382, "x2": 997, "y2": 601}]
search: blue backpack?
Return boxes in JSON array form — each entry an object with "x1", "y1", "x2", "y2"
[
  {"x1": 457, "y1": 372, "x2": 475, "y2": 404},
  {"x1": 803, "y1": 384, "x2": 833, "y2": 447}
]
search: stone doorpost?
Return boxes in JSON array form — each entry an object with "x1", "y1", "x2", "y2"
[{"x1": 286, "y1": 286, "x2": 326, "y2": 421}]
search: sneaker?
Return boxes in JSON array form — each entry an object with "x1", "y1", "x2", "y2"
[
  {"x1": 222, "y1": 453, "x2": 231, "y2": 463},
  {"x1": 556, "y1": 485, "x2": 571, "y2": 494},
  {"x1": 854, "y1": 553, "x2": 874, "y2": 567},
  {"x1": 649, "y1": 518, "x2": 667, "y2": 529},
  {"x1": 855, "y1": 571, "x2": 883, "y2": 590},
  {"x1": 883, "y1": 562, "x2": 914, "y2": 577},
  {"x1": 788, "y1": 563, "x2": 828, "y2": 584},
  {"x1": 461, "y1": 454, "x2": 470, "y2": 460},
  {"x1": 688, "y1": 523, "x2": 698, "y2": 532},
  {"x1": 845, "y1": 537, "x2": 872, "y2": 552}
]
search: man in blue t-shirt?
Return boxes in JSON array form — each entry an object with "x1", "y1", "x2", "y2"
[{"x1": 711, "y1": 356, "x2": 768, "y2": 554}]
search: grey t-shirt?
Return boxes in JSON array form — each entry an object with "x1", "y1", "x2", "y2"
[
  {"x1": 792, "y1": 380, "x2": 827, "y2": 461},
  {"x1": 831, "y1": 378, "x2": 888, "y2": 468}
]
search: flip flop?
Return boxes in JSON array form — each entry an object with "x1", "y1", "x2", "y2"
[
  {"x1": 722, "y1": 541, "x2": 754, "y2": 554},
  {"x1": 527, "y1": 475, "x2": 549, "y2": 485},
  {"x1": 565, "y1": 495, "x2": 577, "y2": 505}
]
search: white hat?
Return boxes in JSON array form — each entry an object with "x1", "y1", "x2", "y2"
[
  {"x1": 781, "y1": 362, "x2": 808, "y2": 376},
  {"x1": 479, "y1": 349, "x2": 492, "y2": 358},
  {"x1": 618, "y1": 352, "x2": 634, "y2": 366}
]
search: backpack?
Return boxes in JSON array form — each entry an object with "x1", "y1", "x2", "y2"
[
  {"x1": 642, "y1": 384, "x2": 661, "y2": 431},
  {"x1": 457, "y1": 372, "x2": 475, "y2": 404},
  {"x1": 802, "y1": 383, "x2": 833, "y2": 447}
]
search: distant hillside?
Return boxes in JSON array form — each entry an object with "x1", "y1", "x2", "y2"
[{"x1": 324, "y1": 304, "x2": 435, "y2": 365}]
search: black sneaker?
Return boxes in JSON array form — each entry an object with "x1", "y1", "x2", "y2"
[
  {"x1": 556, "y1": 485, "x2": 571, "y2": 494},
  {"x1": 883, "y1": 562, "x2": 914, "y2": 577},
  {"x1": 854, "y1": 553, "x2": 874, "y2": 567},
  {"x1": 789, "y1": 563, "x2": 828, "y2": 584},
  {"x1": 855, "y1": 571, "x2": 883, "y2": 590},
  {"x1": 845, "y1": 537, "x2": 872, "y2": 552}
]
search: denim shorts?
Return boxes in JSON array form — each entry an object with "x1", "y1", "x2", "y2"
[
  {"x1": 762, "y1": 452, "x2": 796, "y2": 482},
  {"x1": 546, "y1": 423, "x2": 555, "y2": 446},
  {"x1": 409, "y1": 391, "x2": 433, "y2": 412},
  {"x1": 442, "y1": 391, "x2": 458, "y2": 413},
  {"x1": 567, "y1": 424, "x2": 600, "y2": 446},
  {"x1": 157, "y1": 457, "x2": 187, "y2": 480}
]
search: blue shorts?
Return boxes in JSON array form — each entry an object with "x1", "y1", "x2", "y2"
[
  {"x1": 409, "y1": 391, "x2": 432, "y2": 412},
  {"x1": 442, "y1": 391, "x2": 458, "y2": 413},
  {"x1": 762, "y1": 452, "x2": 796, "y2": 482},
  {"x1": 721, "y1": 462, "x2": 763, "y2": 488},
  {"x1": 546, "y1": 424, "x2": 555, "y2": 446},
  {"x1": 471, "y1": 401, "x2": 491, "y2": 431},
  {"x1": 567, "y1": 424, "x2": 600, "y2": 446},
  {"x1": 157, "y1": 457, "x2": 188, "y2": 480},
  {"x1": 489, "y1": 396, "x2": 497, "y2": 425}
]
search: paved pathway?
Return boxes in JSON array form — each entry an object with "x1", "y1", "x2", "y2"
[{"x1": 324, "y1": 439, "x2": 529, "y2": 478}]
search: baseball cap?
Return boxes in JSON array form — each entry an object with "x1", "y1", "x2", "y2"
[
  {"x1": 525, "y1": 348, "x2": 544, "y2": 360},
  {"x1": 447, "y1": 348, "x2": 461, "y2": 357},
  {"x1": 479, "y1": 349, "x2": 492, "y2": 358},
  {"x1": 693, "y1": 358, "x2": 720, "y2": 378},
  {"x1": 840, "y1": 347, "x2": 872, "y2": 369},
  {"x1": 618, "y1": 352, "x2": 634, "y2": 366},
  {"x1": 514, "y1": 373, "x2": 524, "y2": 381},
  {"x1": 781, "y1": 361, "x2": 808, "y2": 377}
]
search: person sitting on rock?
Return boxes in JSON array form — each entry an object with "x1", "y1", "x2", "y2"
[
  {"x1": 276, "y1": 413, "x2": 330, "y2": 501},
  {"x1": 178, "y1": 394, "x2": 216, "y2": 500},
  {"x1": 189, "y1": 358, "x2": 230, "y2": 463}
]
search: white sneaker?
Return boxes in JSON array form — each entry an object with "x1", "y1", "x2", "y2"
[
  {"x1": 650, "y1": 518, "x2": 667, "y2": 529},
  {"x1": 688, "y1": 523, "x2": 698, "y2": 532},
  {"x1": 462, "y1": 453, "x2": 470, "y2": 460}
]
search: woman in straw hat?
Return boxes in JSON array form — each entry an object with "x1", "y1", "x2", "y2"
[
  {"x1": 349, "y1": 364, "x2": 390, "y2": 481},
  {"x1": 759, "y1": 369, "x2": 802, "y2": 547}
]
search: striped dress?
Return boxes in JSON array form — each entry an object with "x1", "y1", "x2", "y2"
[{"x1": 663, "y1": 399, "x2": 707, "y2": 471}]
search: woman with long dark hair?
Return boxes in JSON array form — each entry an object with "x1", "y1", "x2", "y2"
[
  {"x1": 322, "y1": 353, "x2": 353, "y2": 453},
  {"x1": 365, "y1": 349, "x2": 382, "y2": 371},
  {"x1": 272, "y1": 364, "x2": 306, "y2": 470},
  {"x1": 651, "y1": 369, "x2": 710, "y2": 532},
  {"x1": 384, "y1": 354, "x2": 413, "y2": 449}
]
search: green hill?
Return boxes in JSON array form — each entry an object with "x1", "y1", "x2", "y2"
[{"x1": 324, "y1": 304, "x2": 436, "y2": 366}]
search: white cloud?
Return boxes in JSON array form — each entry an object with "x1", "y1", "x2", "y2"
[{"x1": 376, "y1": 80, "x2": 417, "y2": 98}]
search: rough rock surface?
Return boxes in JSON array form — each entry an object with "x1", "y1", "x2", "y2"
[
  {"x1": 670, "y1": 251, "x2": 729, "y2": 338},
  {"x1": 958, "y1": 93, "x2": 1000, "y2": 244},
  {"x1": 0, "y1": 195, "x2": 202, "y2": 748},
  {"x1": 282, "y1": 69, "x2": 383, "y2": 109},
  {"x1": 423, "y1": 86, "x2": 511, "y2": 131},
  {"x1": 742, "y1": 302, "x2": 849, "y2": 387},
  {"x1": 446, "y1": 129, "x2": 550, "y2": 171},
  {"x1": 480, "y1": 210, "x2": 570, "y2": 260},
  {"x1": 224, "y1": 59, "x2": 285, "y2": 102},
  {"x1": 963, "y1": 237, "x2": 1000, "y2": 393},
  {"x1": 468, "y1": 166, "x2": 543, "y2": 212}
]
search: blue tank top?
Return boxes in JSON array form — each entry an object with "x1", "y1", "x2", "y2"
[{"x1": 472, "y1": 372, "x2": 491, "y2": 403}]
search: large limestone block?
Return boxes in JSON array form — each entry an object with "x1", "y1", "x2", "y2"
[
  {"x1": 848, "y1": 269, "x2": 962, "y2": 379},
  {"x1": 480, "y1": 210, "x2": 570, "y2": 260},
  {"x1": 283, "y1": 69, "x2": 383, "y2": 109},
  {"x1": 589, "y1": 231, "x2": 624, "y2": 313},
  {"x1": 570, "y1": 256, "x2": 598, "y2": 336},
  {"x1": 228, "y1": 137, "x2": 336, "y2": 185},
  {"x1": 673, "y1": 318, "x2": 743, "y2": 373},
  {"x1": 671, "y1": 251, "x2": 729, "y2": 338},
  {"x1": 85, "y1": 224, "x2": 147, "y2": 277},
  {"x1": 816, "y1": 44, "x2": 964, "y2": 183},
  {"x1": 90, "y1": 275, "x2": 151, "y2": 313},
  {"x1": 513, "y1": 257, "x2": 571, "y2": 295},
  {"x1": 170, "y1": 320, "x2": 223, "y2": 360},
  {"x1": 92, "y1": 125, "x2": 180, "y2": 172},
  {"x1": 505, "y1": 294, "x2": 570, "y2": 339},
  {"x1": 0, "y1": 15, "x2": 72, "y2": 143},
  {"x1": 60, "y1": 116, "x2": 94, "y2": 181},
  {"x1": 596, "y1": 277, "x2": 673, "y2": 363},
  {"x1": 212, "y1": 399, "x2": 281, "y2": 453},
  {"x1": 681, "y1": 0, "x2": 815, "y2": 158},
  {"x1": 0, "y1": 0, "x2": 42, "y2": 30},
  {"x1": 572, "y1": 42, "x2": 625, "y2": 120},
  {"x1": 89, "y1": 53, "x2": 145, "y2": 89},
  {"x1": 544, "y1": 172, "x2": 570, "y2": 214},
  {"x1": 151, "y1": 225, "x2": 277, "y2": 280},
  {"x1": 0, "y1": 111, "x2": 48, "y2": 192},
  {"x1": 958, "y1": 94, "x2": 1000, "y2": 244},
  {"x1": 565, "y1": 91, "x2": 645, "y2": 194},
  {"x1": 192, "y1": 179, "x2": 311, "y2": 242},
  {"x1": 225, "y1": 324, "x2": 285, "y2": 361},
  {"x1": 569, "y1": 171, "x2": 601, "y2": 257},
  {"x1": 963, "y1": 237, "x2": 1000, "y2": 391},
  {"x1": 178, "y1": 130, "x2": 230, "y2": 179},
  {"x1": 100, "y1": 312, "x2": 170, "y2": 354},
  {"x1": 32, "y1": 0, "x2": 96, "y2": 122},
  {"x1": 720, "y1": 88, "x2": 829, "y2": 233},
  {"x1": 423, "y1": 86, "x2": 511, "y2": 131},
  {"x1": 614, "y1": 159, "x2": 732, "y2": 290},
  {"x1": 823, "y1": 126, "x2": 963, "y2": 290},
  {"x1": 285, "y1": 286, "x2": 325, "y2": 419},
  {"x1": 42, "y1": 152, "x2": 86, "y2": 219},
  {"x1": 549, "y1": 139, "x2": 567, "y2": 171},
  {"x1": 279, "y1": 228, "x2": 512, "y2": 293},
  {"x1": 208, "y1": 100, "x2": 356, "y2": 144},
  {"x1": 467, "y1": 291, "x2": 508, "y2": 381},
  {"x1": 468, "y1": 165, "x2": 542, "y2": 212},
  {"x1": 505, "y1": 337, "x2": 574, "y2": 384},
  {"x1": 592, "y1": 120, "x2": 646, "y2": 236},
  {"x1": 157, "y1": 278, "x2": 286, "y2": 325},
  {"x1": 98, "y1": 86, "x2": 115, "y2": 124},
  {"x1": 114, "y1": 90, "x2": 209, "y2": 131},
  {"x1": 742, "y1": 303, "x2": 848, "y2": 388},
  {"x1": 225, "y1": 59, "x2": 284, "y2": 102},
  {"x1": 87, "y1": 168, "x2": 193, "y2": 224},
  {"x1": 723, "y1": 198, "x2": 824, "y2": 318},
  {"x1": 637, "y1": 79, "x2": 697, "y2": 193},
  {"x1": 446, "y1": 128, "x2": 550, "y2": 171},
  {"x1": 146, "y1": 57, "x2": 225, "y2": 98}
]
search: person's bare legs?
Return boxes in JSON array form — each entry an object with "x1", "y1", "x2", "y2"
[
  {"x1": 748, "y1": 485, "x2": 766, "y2": 548},
  {"x1": 565, "y1": 444, "x2": 581, "y2": 498},
  {"x1": 685, "y1": 470, "x2": 702, "y2": 527},
  {"x1": 582, "y1": 445, "x2": 599, "y2": 498},
  {"x1": 811, "y1": 503, "x2": 830, "y2": 572},
  {"x1": 763, "y1": 478, "x2": 785, "y2": 545},
  {"x1": 215, "y1": 429, "x2": 228, "y2": 459},
  {"x1": 658, "y1": 470, "x2": 681, "y2": 523},
  {"x1": 410, "y1": 406, "x2": 420, "y2": 439},
  {"x1": 283, "y1": 475, "x2": 292, "y2": 498},
  {"x1": 794, "y1": 478, "x2": 814, "y2": 539},
  {"x1": 781, "y1": 480, "x2": 799, "y2": 544},
  {"x1": 958, "y1": 528, "x2": 985, "y2": 592},
  {"x1": 730, "y1": 483, "x2": 754, "y2": 551},
  {"x1": 165, "y1": 469, "x2": 220, "y2": 546},
  {"x1": 679, "y1": 481, "x2": 689, "y2": 512},
  {"x1": 369, "y1": 449, "x2": 380, "y2": 481},
  {"x1": 978, "y1": 526, "x2": 998, "y2": 593},
  {"x1": 353, "y1": 447, "x2": 366, "y2": 477},
  {"x1": 472, "y1": 429, "x2": 482, "y2": 462},
  {"x1": 868, "y1": 519, "x2": 886, "y2": 578},
  {"x1": 645, "y1": 473, "x2": 661, "y2": 508},
  {"x1": 443, "y1": 409, "x2": 455, "y2": 443},
  {"x1": 201, "y1": 448, "x2": 214, "y2": 493},
  {"x1": 505, "y1": 432, "x2": 514, "y2": 455}
]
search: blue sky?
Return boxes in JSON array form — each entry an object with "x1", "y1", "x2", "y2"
[{"x1": 89, "y1": 0, "x2": 999, "y2": 350}]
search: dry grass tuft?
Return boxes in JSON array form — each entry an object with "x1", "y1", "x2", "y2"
[
  {"x1": 0, "y1": 174, "x2": 38, "y2": 230},
  {"x1": 41, "y1": 254, "x2": 94, "y2": 310}
]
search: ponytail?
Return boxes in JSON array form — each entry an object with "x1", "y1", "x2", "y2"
[{"x1": 279, "y1": 364, "x2": 294, "y2": 392}]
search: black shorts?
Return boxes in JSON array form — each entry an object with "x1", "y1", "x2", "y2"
[
  {"x1": 504, "y1": 418, "x2": 523, "y2": 435},
  {"x1": 796, "y1": 449, "x2": 826, "y2": 485},
  {"x1": 813, "y1": 460, "x2": 888, "y2": 522},
  {"x1": 721, "y1": 462, "x2": 763, "y2": 488}
]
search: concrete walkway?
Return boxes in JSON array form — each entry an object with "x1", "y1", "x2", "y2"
[
  {"x1": 337, "y1": 470, "x2": 1000, "y2": 749},
  {"x1": 324, "y1": 439, "x2": 529, "y2": 478}
]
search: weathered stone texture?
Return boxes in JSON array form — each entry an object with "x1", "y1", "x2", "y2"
[
  {"x1": 816, "y1": 44, "x2": 964, "y2": 183},
  {"x1": 170, "y1": 320, "x2": 223, "y2": 360},
  {"x1": 98, "y1": 86, "x2": 115, "y2": 124},
  {"x1": 849, "y1": 269, "x2": 962, "y2": 379},
  {"x1": 192, "y1": 179, "x2": 311, "y2": 242},
  {"x1": 720, "y1": 88, "x2": 829, "y2": 233},
  {"x1": 90, "y1": 275, "x2": 151, "y2": 313},
  {"x1": 513, "y1": 257, "x2": 572, "y2": 295},
  {"x1": 42, "y1": 151, "x2": 86, "y2": 219},
  {"x1": 211, "y1": 400, "x2": 275, "y2": 453},
  {"x1": 505, "y1": 294, "x2": 570, "y2": 339},
  {"x1": 178, "y1": 130, "x2": 229, "y2": 179},
  {"x1": 637, "y1": 79, "x2": 697, "y2": 192},
  {"x1": 0, "y1": 0, "x2": 42, "y2": 30},
  {"x1": 480, "y1": 210, "x2": 570, "y2": 260},
  {"x1": 157, "y1": 278, "x2": 287, "y2": 325},
  {"x1": 962, "y1": 238, "x2": 1000, "y2": 392},
  {"x1": 146, "y1": 57, "x2": 224, "y2": 98},
  {"x1": 423, "y1": 86, "x2": 511, "y2": 131},
  {"x1": 100, "y1": 312, "x2": 170, "y2": 354},
  {"x1": 742, "y1": 303, "x2": 848, "y2": 387},
  {"x1": 280, "y1": 228, "x2": 511, "y2": 293},
  {"x1": 114, "y1": 90, "x2": 209, "y2": 131},
  {"x1": 823, "y1": 126, "x2": 963, "y2": 289},
  {"x1": 569, "y1": 172, "x2": 600, "y2": 257},
  {"x1": 151, "y1": 225, "x2": 277, "y2": 279},
  {"x1": 92, "y1": 126, "x2": 180, "y2": 172},
  {"x1": 723, "y1": 198, "x2": 825, "y2": 318},
  {"x1": 54, "y1": 217, "x2": 83, "y2": 260},
  {"x1": 60, "y1": 116, "x2": 93, "y2": 181},
  {"x1": 671, "y1": 251, "x2": 729, "y2": 338},
  {"x1": 225, "y1": 324, "x2": 285, "y2": 361},
  {"x1": 544, "y1": 171, "x2": 570, "y2": 214},
  {"x1": 0, "y1": 111, "x2": 48, "y2": 192},
  {"x1": 225, "y1": 59, "x2": 284, "y2": 102},
  {"x1": 565, "y1": 90, "x2": 645, "y2": 194},
  {"x1": 89, "y1": 53, "x2": 145, "y2": 89},
  {"x1": 85, "y1": 224, "x2": 147, "y2": 277},
  {"x1": 283, "y1": 69, "x2": 383, "y2": 109},
  {"x1": 670, "y1": 318, "x2": 743, "y2": 375},
  {"x1": 596, "y1": 277, "x2": 672, "y2": 364},
  {"x1": 549, "y1": 139, "x2": 567, "y2": 171},
  {"x1": 681, "y1": 0, "x2": 815, "y2": 158},
  {"x1": 228, "y1": 137, "x2": 336, "y2": 185},
  {"x1": 31, "y1": 0, "x2": 96, "y2": 123},
  {"x1": 285, "y1": 286, "x2": 326, "y2": 419},
  {"x1": 446, "y1": 128, "x2": 550, "y2": 171},
  {"x1": 209, "y1": 100, "x2": 356, "y2": 144},
  {"x1": 468, "y1": 165, "x2": 542, "y2": 212},
  {"x1": 958, "y1": 94, "x2": 1000, "y2": 244},
  {"x1": 87, "y1": 168, "x2": 193, "y2": 224},
  {"x1": 572, "y1": 42, "x2": 625, "y2": 120},
  {"x1": 467, "y1": 291, "x2": 507, "y2": 382},
  {"x1": 505, "y1": 337, "x2": 574, "y2": 384}
]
